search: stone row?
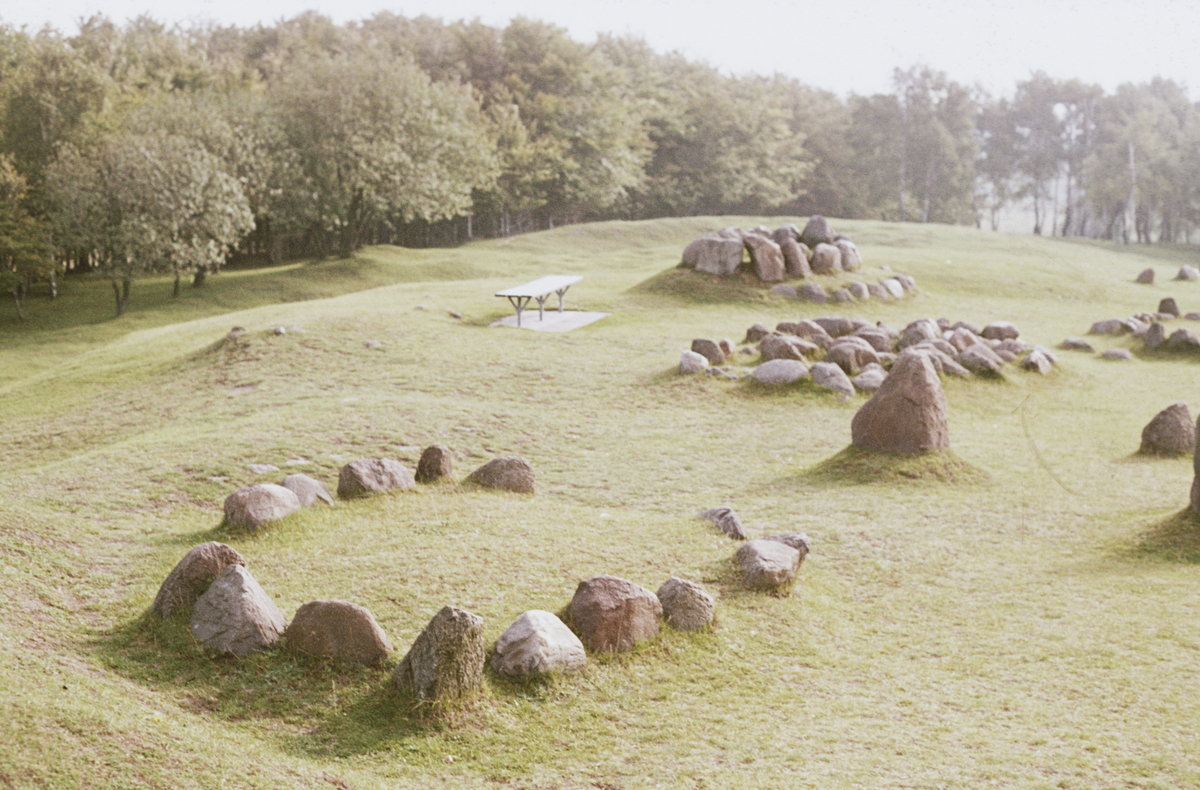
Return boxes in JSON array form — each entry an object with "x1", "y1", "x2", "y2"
[{"x1": 679, "y1": 216, "x2": 864, "y2": 284}]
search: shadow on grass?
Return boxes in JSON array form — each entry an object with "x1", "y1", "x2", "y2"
[
  {"x1": 794, "y1": 444, "x2": 991, "y2": 486},
  {"x1": 1128, "y1": 509, "x2": 1200, "y2": 564}
]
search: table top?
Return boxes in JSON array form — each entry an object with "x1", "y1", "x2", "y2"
[{"x1": 495, "y1": 275, "x2": 583, "y2": 297}]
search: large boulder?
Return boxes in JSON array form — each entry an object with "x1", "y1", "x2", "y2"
[
  {"x1": 280, "y1": 474, "x2": 334, "y2": 507},
  {"x1": 834, "y1": 239, "x2": 862, "y2": 271},
  {"x1": 743, "y1": 234, "x2": 786, "y2": 283},
  {"x1": 223, "y1": 484, "x2": 301, "y2": 530},
  {"x1": 691, "y1": 339, "x2": 725, "y2": 366},
  {"x1": 851, "y1": 350, "x2": 950, "y2": 453},
  {"x1": 337, "y1": 459, "x2": 415, "y2": 498},
  {"x1": 491, "y1": 610, "x2": 586, "y2": 678},
  {"x1": 1140, "y1": 403, "x2": 1195, "y2": 456},
  {"x1": 566, "y1": 575, "x2": 662, "y2": 654},
  {"x1": 656, "y1": 578, "x2": 715, "y2": 631},
  {"x1": 151, "y1": 542, "x2": 246, "y2": 619},
  {"x1": 465, "y1": 457, "x2": 535, "y2": 494},
  {"x1": 1166, "y1": 328, "x2": 1200, "y2": 350},
  {"x1": 394, "y1": 605, "x2": 485, "y2": 701},
  {"x1": 415, "y1": 445, "x2": 453, "y2": 484},
  {"x1": 190, "y1": 565, "x2": 286, "y2": 656},
  {"x1": 799, "y1": 215, "x2": 835, "y2": 248},
  {"x1": 734, "y1": 539, "x2": 801, "y2": 592},
  {"x1": 811, "y1": 362, "x2": 855, "y2": 397},
  {"x1": 752, "y1": 359, "x2": 809, "y2": 385},
  {"x1": 700, "y1": 506, "x2": 747, "y2": 540},
  {"x1": 286, "y1": 600, "x2": 393, "y2": 666},
  {"x1": 772, "y1": 223, "x2": 801, "y2": 246},
  {"x1": 810, "y1": 243, "x2": 842, "y2": 274},
  {"x1": 686, "y1": 236, "x2": 744, "y2": 276},
  {"x1": 779, "y1": 238, "x2": 812, "y2": 277}
]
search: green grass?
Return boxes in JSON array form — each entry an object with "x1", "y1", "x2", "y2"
[{"x1": 2, "y1": 216, "x2": 1200, "y2": 788}]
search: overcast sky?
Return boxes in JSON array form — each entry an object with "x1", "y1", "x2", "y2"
[{"x1": 3, "y1": 0, "x2": 1198, "y2": 100}]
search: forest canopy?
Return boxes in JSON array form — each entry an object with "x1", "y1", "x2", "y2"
[{"x1": 1, "y1": 12, "x2": 1198, "y2": 315}]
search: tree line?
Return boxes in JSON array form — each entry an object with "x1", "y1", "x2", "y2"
[{"x1": 1, "y1": 12, "x2": 1197, "y2": 317}]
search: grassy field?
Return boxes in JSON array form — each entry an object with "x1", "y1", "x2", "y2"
[{"x1": 1, "y1": 217, "x2": 1198, "y2": 789}]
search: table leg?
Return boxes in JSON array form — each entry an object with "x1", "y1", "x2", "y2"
[{"x1": 555, "y1": 286, "x2": 571, "y2": 313}]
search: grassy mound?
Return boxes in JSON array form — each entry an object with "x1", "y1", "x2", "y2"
[{"x1": 802, "y1": 444, "x2": 991, "y2": 485}]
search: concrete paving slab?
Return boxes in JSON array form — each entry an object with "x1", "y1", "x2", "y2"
[{"x1": 489, "y1": 311, "x2": 610, "y2": 332}]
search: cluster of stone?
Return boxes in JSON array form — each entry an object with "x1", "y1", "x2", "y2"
[
  {"x1": 1135, "y1": 266, "x2": 1200, "y2": 284},
  {"x1": 680, "y1": 315, "x2": 1056, "y2": 394},
  {"x1": 681, "y1": 217, "x2": 869, "y2": 284},
  {"x1": 1080, "y1": 298, "x2": 1200, "y2": 361},
  {"x1": 221, "y1": 449, "x2": 535, "y2": 531},
  {"x1": 695, "y1": 506, "x2": 813, "y2": 594}
]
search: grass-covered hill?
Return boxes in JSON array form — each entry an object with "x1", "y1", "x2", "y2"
[{"x1": 1, "y1": 217, "x2": 1198, "y2": 789}]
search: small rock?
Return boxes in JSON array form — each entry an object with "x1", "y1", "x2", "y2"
[
  {"x1": 867, "y1": 282, "x2": 890, "y2": 300},
  {"x1": 1061, "y1": 338, "x2": 1095, "y2": 352},
  {"x1": 771, "y1": 284, "x2": 798, "y2": 299},
  {"x1": 881, "y1": 279, "x2": 905, "y2": 299},
  {"x1": 851, "y1": 364, "x2": 888, "y2": 392},
  {"x1": 223, "y1": 484, "x2": 301, "y2": 530},
  {"x1": 656, "y1": 578, "x2": 715, "y2": 631},
  {"x1": 680, "y1": 349, "x2": 709, "y2": 374},
  {"x1": 415, "y1": 445, "x2": 453, "y2": 484},
  {"x1": 465, "y1": 457, "x2": 535, "y2": 494},
  {"x1": 1166, "y1": 328, "x2": 1200, "y2": 349},
  {"x1": 365, "y1": 340, "x2": 382, "y2": 349},
  {"x1": 981, "y1": 321, "x2": 1020, "y2": 341},
  {"x1": 752, "y1": 359, "x2": 809, "y2": 385},
  {"x1": 248, "y1": 464, "x2": 280, "y2": 475},
  {"x1": 227, "y1": 326, "x2": 246, "y2": 339},
  {"x1": 280, "y1": 474, "x2": 334, "y2": 507},
  {"x1": 566, "y1": 575, "x2": 662, "y2": 654},
  {"x1": 394, "y1": 605, "x2": 485, "y2": 701},
  {"x1": 449, "y1": 310, "x2": 462, "y2": 320},
  {"x1": 287, "y1": 600, "x2": 393, "y2": 666},
  {"x1": 700, "y1": 506, "x2": 747, "y2": 540},
  {"x1": 1158, "y1": 298, "x2": 1180, "y2": 318},
  {"x1": 799, "y1": 283, "x2": 828, "y2": 303},
  {"x1": 274, "y1": 326, "x2": 287, "y2": 335},
  {"x1": 956, "y1": 343, "x2": 1006, "y2": 375},
  {"x1": 719, "y1": 339, "x2": 735, "y2": 357},
  {"x1": 1140, "y1": 403, "x2": 1195, "y2": 455},
  {"x1": 1177, "y1": 265, "x2": 1199, "y2": 281},
  {"x1": 1101, "y1": 348, "x2": 1133, "y2": 361},
  {"x1": 190, "y1": 565, "x2": 286, "y2": 656},
  {"x1": 1089, "y1": 319, "x2": 1124, "y2": 335},
  {"x1": 491, "y1": 610, "x2": 586, "y2": 678},
  {"x1": 735, "y1": 540, "x2": 801, "y2": 593},
  {"x1": 763, "y1": 533, "x2": 811, "y2": 558},
  {"x1": 1136, "y1": 268, "x2": 1155, "y2": 284},
  {"x1": 337, "y1": 459, "x2": 415, "y2": 497},
  {"x1": 1022, "y1": 349, "x2": 1053, "y2": 375},
  {"x1": 744, "y1": 323, "x2": 772, "y2": 343},
  {"x1": 691, "y1": 339, "x2": 725, "y2": 366},
  {"x1": 1144, "y1": 322, "x2": 1167, "y2": 349},
  {"x1": 811, "y1": 362, "x2": 855, "y2": 397},
  {"x1": 848, "y1": 282, "x2": 870, "y2": 301}
]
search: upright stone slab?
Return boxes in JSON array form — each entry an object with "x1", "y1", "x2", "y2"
[
  {"x1": 692, "y1": 237, "x2": 744, "y2": 276},
  {"x1": 566, "y1": 575, "x2": 662, "y2": 654},
  {"x1": 286, "y1": 600, "x2": 393, "y2": 666},
  {"x1": 851, "y1": 350, "x2": 950, "y2": 453},
  {"x1": 835, "y1": 239, "x2": 862, "y2": 271},
  {"x1": 337, "y1": 459, "x2": 415, "y2": 497},
  {"x1": 415, "y1": 445, "x2": 453, "y2": 484},
  {"x1": 393, "y1": 606, "x2": 484, "y2": 701},
  {"x1": 1159, "y1": 297, "x2": 1181, "y2": 318},
  {"x1": 491, "y1": 610, "x2": 586, "y2": 678},
  {"x1": 1136, "y1": 267, "x2": 1155, "y2": 284},
  {"x1": 779, "y1": 238, "x2": 812, "y2": 277},
  {"x1": 151, "y1": 542, "x2": 246, "y2": 619},
  {"x1": 1140, "y1": 403, "x2": 1196, "y2": 456},
  {"x1": 190, "y1": 565, "x2": 286, "y2": 657},
  {"x1": 743, "y1": 234, "x2": 786, "y2": 283}
]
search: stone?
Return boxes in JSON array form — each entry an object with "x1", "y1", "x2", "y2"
[
  {"x1": 1187, "y1": 313, "x2": 1200, "y2": 321},
  {"x1": 881, "y1": 279, "x2": 905, "y2": 299},
  {"x1": 811, "y1": 362, "x2": 855, "y2": 397},
  {"x1": 680, "y1": 350, "x2": 709, "y2": 374},
  {"x1": 394, "y1": 605, "x2": 485, "y2": 701},
  {"x1": 1061, "y1": 337, "x2": 1095, "y2": 352},
  {"x1": 1194, "y1": 414, "x2": 1200, "y2": 515},
  {"x1": 956, "y1": 343, "x2": 1006, "y2": 375},
  {"x1": 465, "y1": 457, "x2": 535, "y2": 494},
  {"x1": 851, "y1": 363, "x2": 888, "y2": 392},
  {"x1": 718, "y1": 226, "x2": 744, "y2": 241},
  {"x1": 771, "y1": 283, "x2": 798, "y2": 299},
  {"x1": 735, "y1": 539, "x2": 801, "y2": 592},
  {"x1": 779, "y1": 238, "x2": 812, "y2": 277},
  {"x1": 1101, "y1": 348, "x2": 1133, "y2": 361},
  {"x1": 851, "y1": 350, "x2": 950, "y2": 453},
  {"x1": 981, "y1": 321, "x2": 1020, "y2": 341},
  {"x1": 852, "y1": 326, "x2": 894, "y2": 353},
  {"x1": 763, "y1": 532, "x2": 812, "y2": 559},
  {"x1": 700, "y1": 506, "x2": 748, "y2": 540},
  {"x1": 286, "y1": 600, "x2": 393, "y2": 666},
  {"x1": 228, "y1": 326, "x2": 246, "y2": 339},
  {"x1": 190, "y1": 565, "x2": 286, "y2": 657},
  {"x1": 835, "y1": 239, "x2": 862, "y2": 271},
  {"x1": 995, "y1": 338, "x2": 1032, "y2": 356},
  {"x1": 900, "y1": 318, "x2": 941, "y2": 349},
  {"x1": 656, "y1": 578, "x2": 715, "y2": 631},
  {"x1": 248, "y1": 463, "x2": 280, "y2": 475},
  {"x1": 280, "y1": 474, "x2": 334, "y2": 507},
  {"x1": 826, "y1": 336, "x2": 880, "y2": 375},
  {"x1": 799, "y1": 283, "x2": 828, "y2": 303},
  {"x1": 1089, "y1": 319, "x2": 1124, "y2": 335},
  {"x1": 719, "y1": 339, "x2": 735, "y2": 357},
  {"x1": 691, "y1": 339, "x2": 725, "y2": 366},
  {"x1": 151, "y1": 542, "x2": 246, "y2": 619},
  {"x1": 810, "y1": 243, "x2": 842, "y2": 274},
  {"x1": 743, "y1": 234, "x2": 786, "y2": 282},
  {"x1": 995, "y1": 349, "x2": 1018, "y2": 364},
  {"x1": 1022, "y1": 349, "x2": 1053, "y2": 375},
  {"x1": 337, "y1": 459, "x2": 415, "y2": 498},
  {"x1": 947, "y1": 327, "x2": 982, "y2": 353},
  {"x1": 223, "y1": 484, "x2": 301, "y2": 530},
  {"x1": 681, "y1": 235, "x2": 714, "y2": 267},
  {"x1": 896, "y1": 274, "x2": 917, "y2": 292},
  {"x1": 773, "y1": 223, "x2": 801, "y2": 246},
  {"x1": 415, "y1": 445, "x2": 454, "y2": 484},
  {"x1": 1144, "y1": 322, "x2": 1167, "y2": 349},
  {"x1": 491, "y1": 610, "x2": 586, "y2": 678},
  {"x1": 274, "y1": 326, "x2": 287, "y2": 335},
  {"x1": 566, "y1": 575, "x2": 662, "y2": 654},
  {"x1": 752, "y1": 359, "x2": 809, "y2": 385},
  {"x1": 1177, "y1": 265, "x2": 1200, "y2": 281},
  {"x1": 1140, "y1": 403, "x2": 1195, "y2": 455},
  {"x1": 832, "y1": 288, "x2": 854, "y2": 303},
  {"x1": 867, "y1": 282, "x2": 890, "y2": 300},
  {"x1": 800, "y1": 215, "x2": 834, "y2": 248},
  {"x1": 760, "y1": 334, "x2": 819, "y2": 361},
  {"x1": 1136, "y1": 268, "x2": 1155, "y2": 284},
  {"x1": 848, "y1": 282, "x2": 870, "y2": 301},
  {"x1": 812, "y1": 316, "x2": 855, "y2": 338},
  {"x1": 744, "y1": 323, "x2": 772, "y2": 343},
  {"x1": 1159, "y1": 297, "x2": 1181, "y2": 317},
  {"x1": 1166, "y1": 328, "x2": 1200, "y2": 349},
  {"x1": 794, "y1": 320, "x2": 834, "y2": 348},
  {"x1": 688, "y1": 237, "x2": 744, "y2": 276}
]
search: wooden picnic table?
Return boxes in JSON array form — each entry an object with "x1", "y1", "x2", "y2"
[{"x1": 495, "y1": 275, "x2": 583, "y2": 327}]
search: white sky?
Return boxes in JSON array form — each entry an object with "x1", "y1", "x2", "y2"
[{"x1": 3, "y1": 0, "x2": 1198, "y2": 100}]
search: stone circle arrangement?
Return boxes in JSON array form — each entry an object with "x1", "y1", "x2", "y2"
[
  {"x1": 1066, "y1": 296, "x2": 1200, "y2": 361},
  {"x1": 680, "y1": 215, "x2": 917, "y2": 304}
]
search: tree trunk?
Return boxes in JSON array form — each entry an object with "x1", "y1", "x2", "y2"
[
  {"x1": 112, "y1": 278, "x2": 127, "y2": 316},
  {"x1": 193, "y1": 269, "x2": 207, "y2": 288},
  {"x1": 173, "y1": 270, "x2": 181, "y2": 297},
  {"x1": 49, "y1": 267, "x2": 57, "y2": 299},
  {"x1": 11, "y1": 287, "x2": 24, "y2": 321},
  {"x1": 1125, "y1": 140, "x2": 1137, "y2": 245}
]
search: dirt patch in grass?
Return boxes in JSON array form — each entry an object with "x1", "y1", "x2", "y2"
[{"x1": 800, "y1": 445, "x2": 991, "y2": 485}]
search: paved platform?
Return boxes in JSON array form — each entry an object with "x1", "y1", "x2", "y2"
[{"x1": 489, "y1": 310, "x2": 610, "y2": 332}]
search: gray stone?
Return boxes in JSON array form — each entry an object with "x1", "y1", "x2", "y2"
[
  {"x1": 852, "y1": 326, "x2": 894, "y2": 353},
  {"x1": 248, "y1": 463, "x2": 279, "y2": 475},
  {"x1": 745, "y1": 322, "x2": 772, "y2": 343},
  {"x1": 689, "y1": 237, "x2": 745, "y2": 276},
  {"x1": 337, "y1": 459, "x2": 415, "y2": 498},
  {"x1": 835, "y1": 239, "x2": 862, "y2": 271},
  {"x1": 680, "y1": 350, "x2": 709, "y2": 374},
  {"x1": 1177, "y1": 265, "x2": 1200, "y2": 281},
  {"x1": 1187, "y1": 313, "x2": 1200, "y2": 321},
  {"x1": 794, "y1": 320, "x2": 834, "y2": 348},
  {"x1": 799, "y1": 283, "x2": 828, "y2": 303},
  {"x1": 1136, "y1": 268, "x2": 1155, "y2": 284},
  {"x1": 1144, "y1": 322, "x2": 1167, "y2": 349},
  {"x1": 151, "y1": 542, "x2": 246, "y2": 619},
  {"x1": 779, "y1": 238, "x2": 812, "y2": 278},
  {"x1": 190, "y1": 565, "x2": 286, "y2": 657},
  {"x1": 1166, "y1": 328, "x2": 1200, "y2": 349},
  {"x1": 394, "y1": 605, "x2": 485, "y2": 701},
  {"x1": 735, "y1": 539, "x2": 801, "y2": 592},
  {"x1": 896, "y1": 274, "x2": 917, "y2": 292},
  {"x1": 900, "y1": 318, "x2": 941, "y2": 349},
  {"x1": 760, "y1": 334, "x2": 819, "y2": 361},
  {"x1": 280, "y1": 474, "x2": 334, "y2": 507},
  {"x1": 719, "y1": 339, "x2": 735, "y2": 357},
  {"x1": 881, "y1": 279, "x2": 905, "y2": 299},
  {"x1": 744, "y1": 234, "x2": 786, "y2": 282},
  {"x1": 995, "y1": 338, "x2": 1032, "y2": 356},
  {"x1": 566, "y1": 575, "x2": 662, "y2": 654},
  {"x1": 811, "y1": 362, "x2": 855, "y2": 397},
  {"x1": 1140, "y1": 403, "x2": 1195, "y2": 456},
  {"x1": 700, "y1": 506, "x2": 747, "y2": 540},
  {"x1": 1159, "y1": 298, "x2": 1181, "y2": 318},
  {"x1": 981, "y1": 321, "x2": 1020, "y2": 341},
  {"x1": 1089, "y1": 319, "x2": 1124, "y2": 335},
  {"x1": 752, "y1": 359, "x2": 809, "y2": 385},
  {"x1": 1022, "y1": 349, "x2": 1053, "y2": 375},
  {"x1": 832, "y1": 288, "x2": 854, "y2": 303},
  {"x1": 286, "y1": 600, "x2": 393, "y2": 666},
  {"x1": 848, "y1": 282, "x2": 871, "y2": 301},
  {"x1": 810, "y1": 243, "x2": 842, "y2": 274},
  {"x1": 947, "y1": 327, "x2": 982, "y2": 353},
  {"x1": 773, "y1": 223, "x2": 801, "y2": 246},
  {"x1": 867, "y1": 282, "x2": 890, "y2": 300},
  {"x1": 851, "y1": 350, "x2": 950, "y2": 453},
  {"x1": 1101, "y1": 348, "x2": 1133, "y2": 361},
  {"x1": 812, "y1": 316, "x2": 855, "y2": 338},
  {"x1": 826, "y1": 337, "x2": 880, "y2": 375},
  {"x1": 491, "y1": 610, "x2": 586, "y2": 678},
  {"x1": 223, "y1": 484, "x2": 301, "y2": 530},
  {"x1": 799, "y1": 215, "x2": 835, "y2": 248},
  {"x1": 1061, "y1": 337, "x2": 1095, "y2": 352},
  {"x1": 691, "y1": 339, "x2": 725, "y2": 366},
  {"x1": 771, "y1": 283, "x2": 798, "y2": 299},
  {"x1": 656, "y1": 578, "x2": 715, "y2": 631},
  {"x1": 851, "y1": 364, "x2": 888, "y2": 392},
  {"x1": 465, "y1": 457, "x2": 535, "y2": 494},
  {"x1": 763, "y1": 532, "x2": 812, "y2": 558},
  {"x1": 956, "y1": 343, "x2": 1006, "y2": 375}
]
